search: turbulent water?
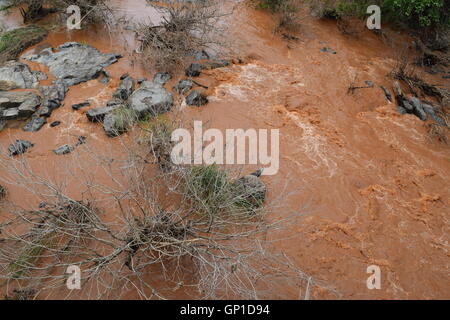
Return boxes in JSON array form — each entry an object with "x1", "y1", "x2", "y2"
[{"x1": 0, "y1": 0, "x2": 449, "y2": 299}]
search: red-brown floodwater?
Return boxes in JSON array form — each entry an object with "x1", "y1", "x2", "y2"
[{"x1": 0, "y1": 0, "x2": 448, "y2": 299}]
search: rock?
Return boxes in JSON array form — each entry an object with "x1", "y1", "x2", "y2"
[
  {"x1": 204, "y1": 60, "x2": 230, "y2": 70},
  {"x1": 0, "y1": 119, "x2": 6, "y2": 132},
  {"x1": 232, "y1": 175, "x2": 266, "y2": 209},
  {"x1": 185, "y1": 63, "x2": 205, "y2": 77},
  {"x1": 0, "y1": 184, "x2": 5, "y2": 199},
  {"x1": 320, "y1": 47, "x2": 337, "y2": 54},
  {"x1": 365, "y1": 80, "x2": 375, "y2": 88},
  {"x1": 18, "y1": 95, "x2": 41, "y2": 118},
  {"x1": 106, "y1": 99, "x2": 123, "y2": 107},
  {"x1": 72, "y1": 102, "x2": 90, "y2": 111},
  {"x1": 0, "y1": 91, "x2": 41, "y2": 111},
  {"x1": 0, "y1": 25, "x2": 48, "y2": 64},
  {"x1": 0, "y1": 61, "x2": 42, "y2": 90},
  {"x1": 194, "y1": 50, "x2": 210, "y2": 60},
  {"x1": 54, "y1": 144, "x2": 74, "y2": 155},
  {"x1": 23, "y1": 42, "x2": 122, "y2": 87},
  {"x1": 2, "y1": 108, "x2": 20, "y2": 120},
  {"x1": 397, "y1": 106, "x2": 408, "y2": 115},
  {"x1": 153, "y1": 72, "x2": 171, "y2": 85},
  {"x1": 103, "y1": 112, "x2": 130, "y2": 137},
  {"x1": 129, "y1": 81, "x2": 173, "y2": 118},
  {"x1": 380, "y1": 86, "x2": 392, "y2": 102},
  {"x1": 186, "y1": 90, "x2": 208, "y2": 106},
  {"x1": 8, "y1": 140, "x2": 34, "y2": 156},
  {"x1": 50, "y1": 121, "x2": 61, "y2": 127},
  {"x1": 86, "y1": 106, "x2": 118, "y2": 122},
  {"x1": 402, "y1": 101, "x2": 414, "y2": 112},
  {"x1": 137, "y1": 78, "x2": 147, "y2": 85},
  {"x1": 76, "y1": 136, "x2": 87, "y2": 146},
  {"x1": 174, "y1": 79, "x2": 193, "y2": 94},
  {"x1": 99, "y1": 70, "x2": 110, "y2": 84},
  {"x1": 23, "y1": 117, "x2": 46, "y2": 132},
  {"x1": 422, "y1": 104, "x2": 446, "y2": 125},
  {"x1": 409, "y1": 97, "x2": 427, "y2": 121},
  {"x1": 113, "y1": 74, "x2": 135, "y2": 100},
  {"x1": 39, "y1": 82, "x2": 67, "y2": 116}
]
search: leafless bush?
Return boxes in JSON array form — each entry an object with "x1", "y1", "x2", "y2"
[
  {"x1": 136, "y1": 0, "x2": 229, "y2": 72},
  {"x1": 0, "y1": 118, "x2": 332, "y2": 300}
]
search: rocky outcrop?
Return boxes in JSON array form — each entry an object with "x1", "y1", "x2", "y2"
[
  {"x1": 23, "y1": 42, "x2": 122, "y2": 87},
  {"x1": 0, "y1": 61, "x2": 43, "y2": 90},
  {"x1": 8, "y1": 140, "x2": 34, "y2": 156},
  {"x1": 129, "y1": 81, "x2": 173, "y2": 118},
  {"x1": 0, "y1": 91, "x2": 41, "y2": 120}
]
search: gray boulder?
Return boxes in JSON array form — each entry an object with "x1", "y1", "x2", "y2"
[
  {"x1": 0, "y1": 91, "x2": 41, "y2": 110},
  {"x1": 0, "y1": 61, "x2": 42, "y2": 90},
  {"x1": 153, "y1": 72, "x2": 171, "y2": 85},
  {"x1": 185, "y1": 63, "x2": 205, "y2": 77},
  {"x1": 2, "y1": 108, "x2": 20, "y2": 120},
  {"x1": 23, "y1": 117, "x2": 46, "y2": 132},
  {"x1": 409, "y1": 97, "x2": 427, "y2": 121},
  {"x1": 174, "y1": 79, "x2": 193, "y2": 94},
  {"x1": 186, "y1": 90, "x2": 208, "y2": 106},
  {"x1": 54, "y1": 144, "x2": 74, "y2": 155},
  {"x1": 8, "y1": 140, "x2": 34, "y2": 156},
  {"x1": 103, "y1": 111, "x2": 131, "y2": 137},
  {"x1": 86, "y1": 106, "x2": 118, "y2": 122},
  {"x1": 129, "y1": 81, "x2": 173, "y2": 118},
  {"x1": 23, "y1": 42, "x2": 122, "y2": 87}
]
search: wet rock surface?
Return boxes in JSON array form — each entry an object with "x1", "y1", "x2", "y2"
[
  {"x1": 54, "y1": 144, "x2": 74, "y2": 155},
  {"x1": 174, "y1": 79, "x2": 193, "y2": 94},
  {"x1": 8, "y1": 140, "x2": 34, "y2": 156},
  {"x1": 186, "y1": 90, "x2": 208, "y2": 106},
  {"x1": 23, "y1": 117, "x2": 46, "y2": 132},
  {"x1": 0, "y1": 61, "x2": 42, "y2": 90},
  {"x1": 129, "y1": 81, "x2": 173, "y2": 118},
  {"x1": 23, "y1": 42, "x2": 122, "y2": 87},
  {"x1": 113, "y1": 74, "x2": 135, "y2": 100}
]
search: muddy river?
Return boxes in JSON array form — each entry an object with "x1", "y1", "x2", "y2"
[{"x1": 0, "y1": 0, "x2": 449, "y2": 299}]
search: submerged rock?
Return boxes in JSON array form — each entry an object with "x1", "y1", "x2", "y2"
[
  {"x1": 23, "y1": 42, "x2": 122, "y2": 87},
  {"x1": 54, "y1": 144, "x2": 74, "y2": 155},
  {"x1": 50, "y1": 121, "x2": 61, "y2": 127},
  {"x1": 129, "y1": 81, "x2": 173, "y2": 118},
  {"x1": 0, "y1": 61, "x2": 42, "y2": 90},
  {"x1": 186, "y1": 90, "x2": 208, "y2": 106},
  {"x1": 8, "y1": 140, "x2": 34, "y2": 156}
]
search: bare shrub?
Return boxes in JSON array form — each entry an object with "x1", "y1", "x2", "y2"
[
  {"x1": 136, "y1": 0, "x2": 229, "y2": 72},
  {"x1": 0, "y1": 118, "x2": 330, "y2": 299}
]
